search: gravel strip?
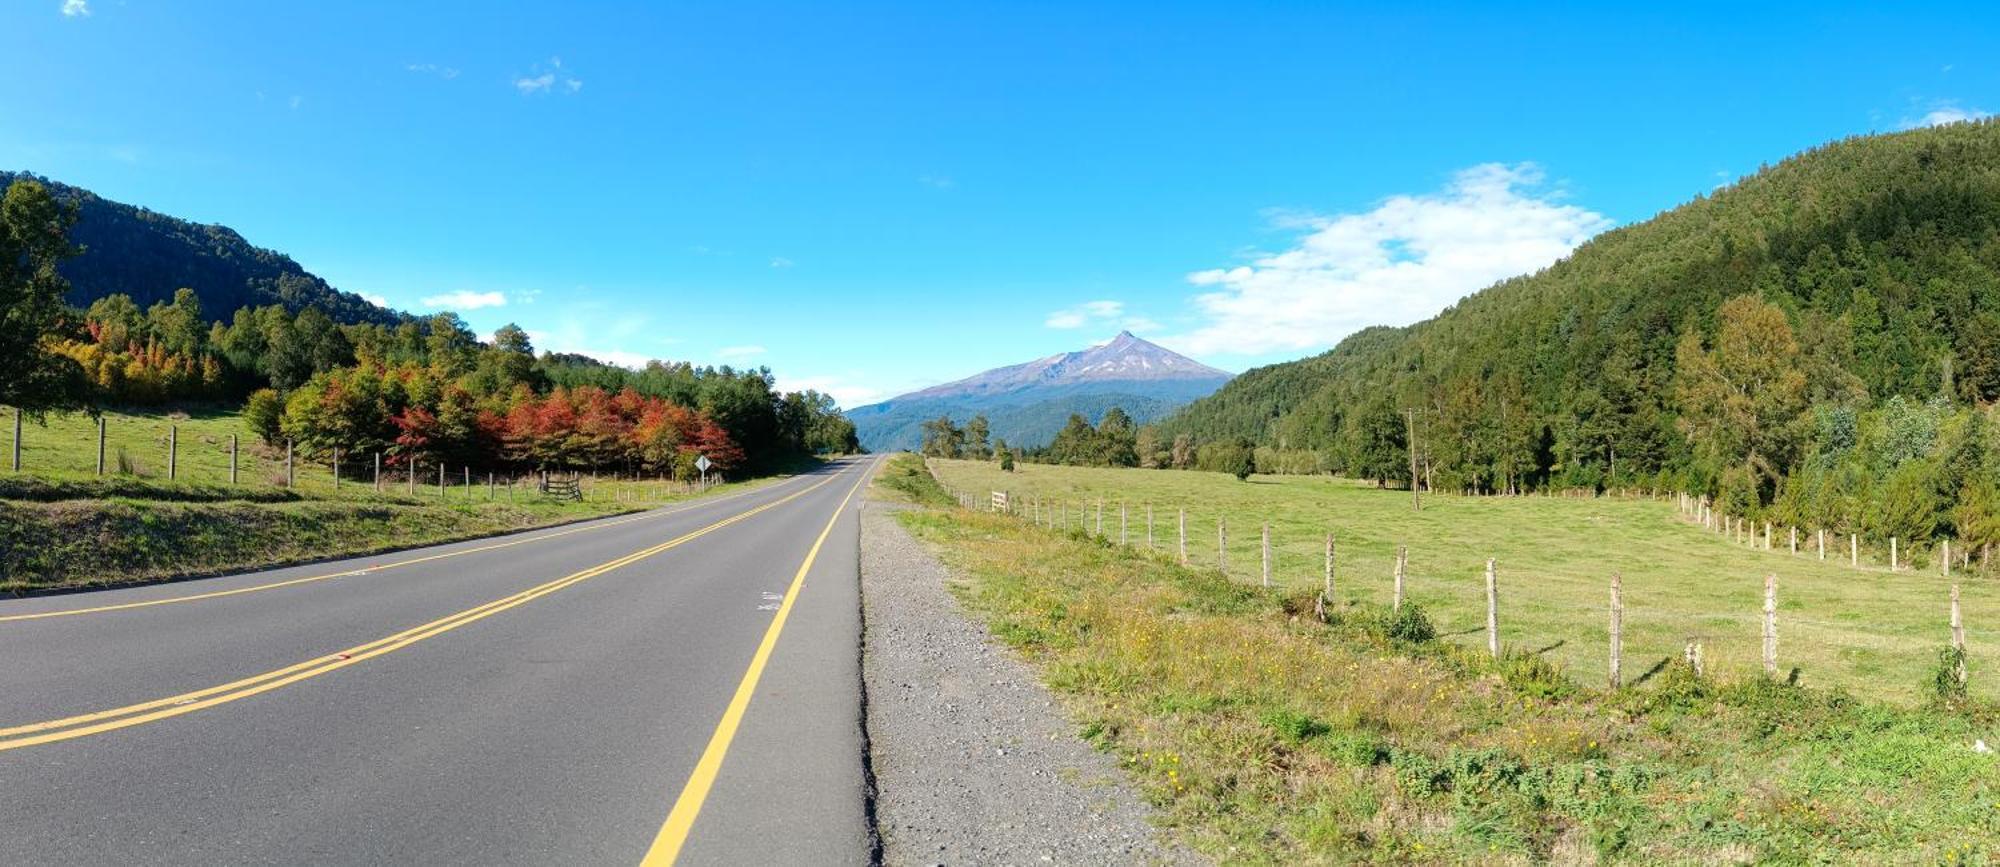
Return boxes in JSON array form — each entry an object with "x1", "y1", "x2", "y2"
[{"x1": 860, "y1": 500, "x2": 1203, "y2": 866}]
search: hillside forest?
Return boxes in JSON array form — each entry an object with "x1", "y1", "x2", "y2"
[
  {"x1": 1149, "y1": 120, "x2": 2000, "y2": 560},
  {"x1": 0, "y1": 178, "x2": 858, "y2": 478}
]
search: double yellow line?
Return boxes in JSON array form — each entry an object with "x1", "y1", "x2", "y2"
[
  {"x1": 0, "y1": 474, "x2": 801, "y2": 623},
  {"x1": 0, "y1": 469, "x2": 847, "y2": 752}
]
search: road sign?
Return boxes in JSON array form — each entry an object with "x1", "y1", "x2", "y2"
[{"x1": 695, "y1": 454, "x2": 712, "y2": 472}]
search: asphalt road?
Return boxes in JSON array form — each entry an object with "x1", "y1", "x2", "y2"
[{"x1": 0, "y1": 456, "x2": 881, "y2": 866}]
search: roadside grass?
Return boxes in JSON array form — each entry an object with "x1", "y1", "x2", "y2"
[
  {"x1": 927, "y1": 458, "x2": 1999, "y2": 706},
  {"x1": 0, "y1": 406, "x2": 790, "y2": 592},
  {"x1": 880, "y1": 455, "x2": 2000, "y2": 862}
]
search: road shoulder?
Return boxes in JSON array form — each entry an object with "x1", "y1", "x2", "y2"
[{"x1": 860, "y1": 499, "x2": 1201, "y2": 865}]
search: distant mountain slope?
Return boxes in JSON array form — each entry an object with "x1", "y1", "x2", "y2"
[
  {"x1": 1157, "y1": 119, "x2": 2000, "y2": 490},
  {"x1": 2, "y1": 171, "x2": 402, "y2": 325},
  {"x1": 851, "y1": 331, "x2": 1232, "y2": 451}
]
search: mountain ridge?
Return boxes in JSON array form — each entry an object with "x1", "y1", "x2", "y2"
[
  {"x1": 1, "y1": 170, "x2": 404, "y2": 326},
  {"x1": 852, "y1": 331, "x2": 1231, "y2": 451}
]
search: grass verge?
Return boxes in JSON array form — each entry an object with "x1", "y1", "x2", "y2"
[{"x1": 882, "y1": 455, "x2": 2000, "y2": 862}]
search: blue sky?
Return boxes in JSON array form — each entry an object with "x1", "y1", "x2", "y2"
[{"x1": 4, "y1": 2, "x2": 1995, "y2": 407}]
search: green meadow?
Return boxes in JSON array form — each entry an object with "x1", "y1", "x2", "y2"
[{"x1": 927, "y1": 458, "x2": 1996, "y2": 705}]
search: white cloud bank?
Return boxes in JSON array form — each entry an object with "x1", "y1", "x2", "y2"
[
  {"x1": 60, "y1": 0, "x2": 88, "y2": 17},
  {"x1": 420, "y1": 290, "x2": 507, "y2": 311},
  {"x1": 1900, "y1": 102, "x2": 1990, "y2": 130},
  {"x1": 1167, "y1": 163, "x2": 1612, "y2": 357}
]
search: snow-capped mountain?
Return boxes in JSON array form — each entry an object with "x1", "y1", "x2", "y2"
[{"x1": 848, "y1": 332, "x2": 1233, "y2": 452}]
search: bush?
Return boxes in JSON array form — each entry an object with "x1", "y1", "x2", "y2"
[
  {"x1": 243, "y1": 388, "x2": 284, "y2": 445},
  {"x1": 1261, "y1": 708, "x2": 1331, "y2": 743},
  {"x1": 1932, "y1": 645, "x2": 1969, "y2": 703},
  {"x1": 1386, "y1": 602, "x2": 1437, "y2": 643}
]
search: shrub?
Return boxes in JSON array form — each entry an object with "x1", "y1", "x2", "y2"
[
  {"x1": 1931, "y1": 645, "x2": 1969, "y2": 703},
  {"x1": 243, "y1": 388, "x2": 284, "y2": 445},
  {"x1": 1261, "y1": 708, "x2": 1331, "y2": 743},
  {"x1": 1386, "y1": 602, "x2": 1436, "y2": 643}
]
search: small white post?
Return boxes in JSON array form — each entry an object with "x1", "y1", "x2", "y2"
[
  {"x1": 1218, "y1": 518, "x2": 1227, "y2": 571},
  {"x1": 1485, "y1": 558, "x2": 1500, "y2": 659},
  {"x1": 1892, "y1": 537, "x2": 1900, "y2": 572},
  {"x1": 1762, "y1": 572, "x2": 1778, "y2": 677},
  {"x1": 1952, "y1": 583, "x2": 1967, "y2": 688},
  {"x1": 1260, "y1": 523, "x2": 1271, "y2": 588},
  {"x1": 1393, "y1": 545, "x2": 1407, "y2": 613},
  {"x1": 1322, "y1": 533, "x2": 1334, "y2": 603},
  {"x1": 1851, "y1": 533, "x2": 1858, "y2": 568},
  {"x1": 229, "y1": 434, "x2": 238, "y2": 484},
  {"x1": 1120, "y1": 503, "x2": 1128, "y2": 545},
  {"x1": 168, "y1": 424, "x2": 178, "y2": 480},
  {"x1": 1609, "y1": 572, "x2": 1623, "y2": 690}
]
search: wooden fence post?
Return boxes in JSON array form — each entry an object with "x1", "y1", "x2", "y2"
[
  {"x1": 285, "y1": 439, "x2": 294, "y2": 488},
  {"x1": 1892, "y1": 537, "x2": 1900, "y2": 572},
  {"x1": 229, "y1": 434, "x2": 238, "y2": 485},
  {"x1": 1218, "y1": 518, "x2": 1227, "y2": 571},
  {"x1": 1393, "y1": 546, "x2": 1407, "y2": 612},
  {"x1": 1609, "y1": 572, "x2": 1623, "y2": 690},
  {"x1": 96, "y1": 416, "x2": 106, "y2": 476},
  {"x1": 410, "y1": 463, "x2": 418, "y2": 496},
  {"x1": 1095, "y1": 501, "x2": 1103, "y2": 537},
  {"x1": 331, "y1": 447, "x2": 339, "y2": 490},
  {"x1": 1120, "y1": 503, "x2": 1128, "y2": 545},
  {"x1": 1762, "y1": 572, "x2": 1778, "y2": 678},
  {"x1": 1323, "y1": 533, "x2": 1334, "y2": 602},
  {"x1": 1485, "y1": 559, "x2": 1500, "y2": 659},
  {"x1": 488, "y1": 471, "x2": 495, "y2": 500},
  {"x1": 1851, "y1": 533, "x2": 1858, "y2": 568},
  {"x1": 438, "y1": 463, "x2": 445, "y2": 497},
  {"x1": 1952, "y1": 583, "x2": 1967, "y2": 688},
  {"x1": 1685, "y1": 641, "x2": 1705, "y2": 677},
  {"x1": 9, "y1": 407, "x2": 18, "y2": 472},
  {"x1": 168, "y1": 424, "x2": 177, "y2": 480},
  {"x1": 1260, "y1": 523, "x2": 1271, "y2": 588},
  {"x1": 1147, "y1": 504, "x2": 1154, "y2": 550},
  {"x1": 374, "y1": 452, "x2": 382, "y2": 491},
  {"x1": 1789, "y1": 526, "x2": 1797, "y2": 555},
  {"x1": 1818, "y1": 528, "x2": 1825, "y2": 561}
]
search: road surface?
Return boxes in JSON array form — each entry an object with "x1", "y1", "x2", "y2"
[{"x1": 0, "y1": 457, "x2": 880, "y2": 865}]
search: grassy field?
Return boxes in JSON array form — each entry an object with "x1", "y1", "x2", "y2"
[
  {"x1": 885, "y1": 454, "x2": 2000, "y2": 862},
  {"x1": 0, "y1": 406, "x2": 779, "y2": 591},
  {"x1": 927, "y1": 458, "x2": 1997, "y2": 705}
]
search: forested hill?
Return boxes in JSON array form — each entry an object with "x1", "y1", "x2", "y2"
[
  {"x1": 1157, "y1": 119, "x2": 2000, "y2": 504},
  {"x1": 0, "y1": 171, "x2": 401, "y2": 326}
]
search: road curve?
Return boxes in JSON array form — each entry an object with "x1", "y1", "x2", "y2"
[{"x1": 0, "y1": 456, "x2": 881, "y2": 865}]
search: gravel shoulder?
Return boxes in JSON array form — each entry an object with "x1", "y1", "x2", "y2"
[{"x1": 860, "y1": 499, "x2": 1202, "y2": 866}]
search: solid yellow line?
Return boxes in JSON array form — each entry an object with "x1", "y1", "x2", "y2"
[
  {"x1": 0, "y1": 469, "x2": 850, "y2": 751},
  {"x1": 638, "y1": 458, "x2": 876, "y2": 866},
  {"x1": 0, "y1": 475, "x2": 800, "y2": 622}
]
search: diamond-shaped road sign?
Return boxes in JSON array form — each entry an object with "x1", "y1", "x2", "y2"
[{"x1": 695, "y1": 454, "x2": 712, "y2": 473}]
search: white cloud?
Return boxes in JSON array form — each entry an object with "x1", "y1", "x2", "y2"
[
  {"x1": 60, "y1": 0, "x2": 88, "y2": 17},
  {"x1": 406, "y1": 63, "x2": 461, "y2": 79},
  {"x1": 1167, "y1": 162, "x2": 1612, "y2": 358},
  {"x1": 769, "y1": 256, "x2": 795, "y2": 269},
  {"x1": 515, "y1": 57, "x2": 581, "y2": 96},
  {"x1": 774, "y1": 375, "x2": 885, "y2": 410},
  {"x1": 918, "y1": 174, "x2": 955, "y2": 190},
  {"x1": 717, "y1": 344, "x2": 767, "y2": 361},
  {"x1": 420, "y1": 290, "x2": 507, "y2": 310},
  {"x1": 1899, "y1": 102, "x2": 1990, "y2": 130},
  {"x1": 1043, "y1": 299, "x2": 1160, "y2": 333},
  {"x1": 289, "y1": 95, "x2": 303, "y2": 111},
  {"x1": 360, "y1": 293, "x2": 390, "y2": 308}
]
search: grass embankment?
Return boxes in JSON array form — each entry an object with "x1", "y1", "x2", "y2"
[
  {"x1": 928, "y1": 458, "x2": 1998, "y2": 705},
  {"x1": 881, "y1": 454, "x2": 2000, "y2": 862},
  {"x1": 0, "y1": 407, "x2": 779, "y2": 592}
]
